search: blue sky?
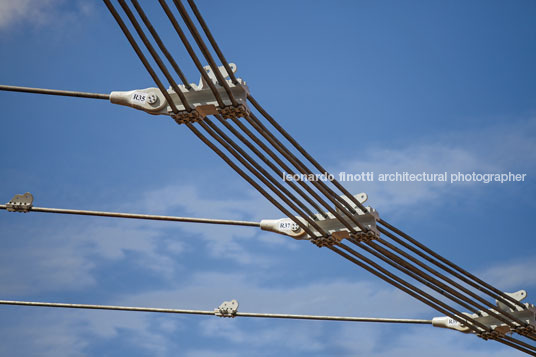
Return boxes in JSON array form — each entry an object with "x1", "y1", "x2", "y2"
[{"x1": 0, "y1": 0, "x2": 535, "y2": 356}]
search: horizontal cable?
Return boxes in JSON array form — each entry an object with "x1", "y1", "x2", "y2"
[
  {"x1": 0, "y1": 204, "x2": 259, "y2": 227},
  {"x1": 0, "y1": 85, "x2": 109, "y2": 100},
  {"x1": 0, "y1": 299, "x2": 432, "y2": 324}
]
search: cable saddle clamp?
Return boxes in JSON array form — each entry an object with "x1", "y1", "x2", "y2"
[
  {"x1": 214, "y1": 299, "x2": 238, "y2": 318},
  {"x1": 432, "y1": 290, "x2": 536, "y2": 338},
  {"x1": 260, "y1": 192, "x2": 379, "y2": 247},
  {"x1": 109, "y1": 63, "x2": 249, "y2": 124},
  {"x1": 5, "y1": 192, "x2": 33, "y2": 213}
]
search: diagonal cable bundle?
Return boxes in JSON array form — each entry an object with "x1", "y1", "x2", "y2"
[{"x1": 0, "y1": 0, "x2": 533, "y2": 354}]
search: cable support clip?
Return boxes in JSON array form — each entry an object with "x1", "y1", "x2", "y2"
[
  {"x1": 5, "y1": 192, "x2": 33, "y2": 213},
  {"x1": 214, "y1": 299, "x2": 238, "y2": 318}
]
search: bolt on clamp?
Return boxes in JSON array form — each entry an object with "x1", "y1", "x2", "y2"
[
  {"x1": 260, "y1": 193, "x2": 380, "y2": 247},
  {"x1": 5, "y1": 192, "x2": 33, "y2": 213},
  {"x1": 109, "y1": 63, "x2": 250, "y2": 123},
  {"x1": 432, "y1": 290, "x2": 536, "y2": 338},
  {"x1": 214, "y1": 299, "x2": 239, "y2": 318}
]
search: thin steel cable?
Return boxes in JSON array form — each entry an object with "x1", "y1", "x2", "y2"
[
  {"x1": 206, "y1": 117, "x2": 321, "y2": 225},
  {"x1": 0, "y1": 299, "x2": 432, "y2": 324},
  {"x1": 328, "y1": 245, "x2": 485, "y2": 335},
  {"x1": 226, "y1": 116, "x2": 329, "y2": 219},
  {"x1": 186, "y1": 123, "x2": 318, "y2": 238},
  {"x1": 216, "y1": 115, "x2": 327, "y2": 220},
  {"x1": 0, "y1": 204, "x2": 259, "y2": 227},
  {"x1": 198, "y1": 119, "x2": 327, "y2": 237},
  {"x1": 0, "y1": 85, "x2": 110, "y2": 100},
  {"x1": 378, "y1": 224, "x2": 521, "y2": 312},
  {"x1": 378, "y1": 219, "x2": 527, "y2": 310},
  {"x1": 499, "y1": 335, "x2": 536, "y2": 355},
  {"x1": 247, "y1": 95, "x2": 368, "y2": 213},
  {"x1": 350, "y1": 238, "x2": 487, "y2": 317},
  {"x1": 157, "y1": 0, "x2": 225, "y2": 108},
  {"x1": 172, "y1": 0, "x2": 237, "y2": 106},
  {"x1": 103, "y1": 0, "x2": 179, "y2": 113},
  {"x1": 495, "y1": 336, "x2": 536, "y2": 356},
  {"x1": 130, "y1": 0, "x2": 191, "y2": 90},
  {"x1": 360, "y1": 238, "x2": 530, "y2": 332},
  {"x1": 337, "y1": 242, "x2": 491, "y2": 333},
  {"x1": 375, "y1": 229, "x2": 528, "y2": 327},
  {"x1": 119, "y1": 0, "x2": 191, "y2": 112},
  {"x1": 245, "y1": 113, "x2": 364, "y2": 233},
  {"x1": 186, "y1": 0, "x2": 238, "y2": 85}
]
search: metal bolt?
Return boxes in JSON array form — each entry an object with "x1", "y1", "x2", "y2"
[{"x1": 147, "y1": 93, "x2": 158, "y2": 105}]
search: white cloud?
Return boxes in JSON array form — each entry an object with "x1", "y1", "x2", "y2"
[
  {"x1": 478, "y1": 257, "x2": 536, "y2": 291},
  {"x1": 332, "y1": 118, "x2": 536, "y2": 215},
  {"x1": 0, "y1": 0, "x2": 94, "y2": 30}
]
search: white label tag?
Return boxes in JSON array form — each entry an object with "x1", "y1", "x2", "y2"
[
  {"x1": 447, "y1": 318, "x2": 460, "y2": 327},
  {"x1": 131, "y1": 92, "x2": 147, "y2": 104},
  {"x1": 278, "y1": 220, "x2": 299, "y2": 232}
]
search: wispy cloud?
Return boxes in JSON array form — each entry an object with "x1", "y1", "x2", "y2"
[
  {"x1": 333, "y1": 117, "x2": 536, "y2": 215},
  {"x1": 0, "y1": 0, "x2": 94, "y2": 30},
  {"x1": 478, "y1": 256, "x2": 536, "y2": 291}
]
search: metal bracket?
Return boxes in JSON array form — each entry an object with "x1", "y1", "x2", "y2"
[
  {"x1": 433, "y1": 290, "x2": 536, "y2": 338},
  {"x1": 214, "y1": 299, "x2": 239, "y2": 318},
  {"x1": 109, "y1": 63, "x2": 250, "y2": 123},
  {"x1": 260, "y1": 193, "x2": 380, "y2": 247},
  {"x1": 6, "y1": 192, "x2": 33, "y2": 213}
]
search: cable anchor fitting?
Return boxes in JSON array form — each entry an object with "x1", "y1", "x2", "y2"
[
  {"x1": 6, "y1": 192, "x2": 33, "y2": 213},
  {"x1": 433, "y1": 290, "x2": 536, "y2": 338},
  {"x1": 109, "y1": 63, "x2": 250, "y2": 124},
  {"x1": 214, "y1": 299, "x2": 238, "y2": 318},
  {"x1": 260, "y1": 193, "x2": 379, "y2": 246}
]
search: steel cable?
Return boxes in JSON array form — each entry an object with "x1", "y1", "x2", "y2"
[
  {"x1": 198, "y1": 119, "x2": 326, "y2": 237},
  {"x1": 172, "y1": 0, "x2": 237, "y2": 106},
  {"x1": 103, "y1": 0, "x2": 179, "y2": 113},
  {"x1": 186, "y1": 123, "x2": 317, "y2": 238},
  {"x1": 118, "y1": 0, "x2": 191, "y2": 112},
  {"x1": 157, "y1": 0, "x2": 225, "y2": 108}
]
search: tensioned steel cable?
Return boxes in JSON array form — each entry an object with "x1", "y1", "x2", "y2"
[
  {"x1": 372, "y1": 229, "x2": 529, "y2": 327},
  {"x1": 101, "y1": 1, "x2": 534, "y2": 351},
  {"x1": 171, "y1": 5, "x2": 528, "y2": 324},
  {"x1": 0, "y1": 204, "x2": 259, "y2": 227},
  {"x1": 186, "y1": 0, "x2": 238, "y2": 85},
  {"x1": 130, "y1": 0, "x2": 191, "y2": 90},
  {"x1": 244, "y1": 112, "x2": 366, "y2": 232},
  {"x1": 182, "y1": 0, "x2": 364, "y2": 217},
  {"x1": 118, "y1": 0, "x2": 191, "y2": 112},
  {"x1": 215, "y1": 115, "x2": 328, "y2": 219},
  {"x1": 197, "y1": 119, "x2": 327, "y2": 237},
  {"x1": 328, "y1": 244, "x2": 485, "y2": 335},
  {"x1": 204, "y1": 117, "x2": 321, "y2": 225},
  {"x1": 378, "y1": 219, "x2": 527, "y2": 310},
  {"x1": 0, "y1": 299, "x2": 432, "y2": 324},
  {"x1": 172, "y1": 0, "x2": 237, "y2": 107},
  {"x1": 224, "y1": 116, "x2": 329, "y2": 219},
  {"x1": 103, "y1": 0, "x2": 179, "y2": 114},
  {"x1": 0, "y1": 85, "x2": 110, "y2": 100},
  {"x1": 186, "y1": 123, "x2": 317, "y2": 238},
  {"x1": 157, "y1": 0, "x2": 225, "y2": 108},
  {"x1": 331, "y1": 244, "x2": 536, "y2": 356},
  {"x1": 352, "y1": 237, "x2": 522, "y2": 329},
  {"x1": 247, "y1": 95, "x2": 369, "y2": 214}
]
